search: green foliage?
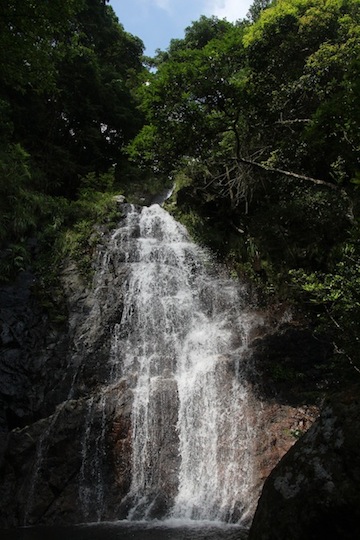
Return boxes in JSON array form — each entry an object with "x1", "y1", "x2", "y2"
[
  {"x1": 132, "y1": 0, "x2": 359, "y2": 212},
  {"x1": 0, "y1": 144, "x2": 39, "y2": 246},
  {"x1": 243, "y1": 0, "x2": 360, "y2": 183},
  {"x1": 0, "y1": 148, "x2": 66, "y2": 281},
  {"x1": 0, "y1": 143, "x2": 72, "y2": 282},
  {"x1": 129, "y1": 18, "x2": 248, "y2": 176},
  {"x1": 0, "y1": 243, "x2": 31, "y2": 282},
  {"x1": 130, "y1": 0, "x2": 360, "y2": 377},
  {"x1": 290, "y1": 235, "x2": 360, "y2": 367},
  {"x1": 56, "y1": 171, "x2": 123, "y2": 280},
  {"x1": 0, "y1": 0, "x2": 147, "y2": 284},
  {"x1": 0, "y1": 0, "x2": 82, "y2": 92},
  {"x1": 247, "y1": 0, "x2": 273, "y2": 23},
  {"x1": 1, "y1": 0, "x2": 360, "y2": 384},
  {"x1": 0, "y1": 0, "x2": 146, "y2": 199},
  {"x1": 0, "y1": 149, "x2": 65, "y2": 282},
  {"x1": 126, "y1": 125, "x2": 161, "y2": 171}
]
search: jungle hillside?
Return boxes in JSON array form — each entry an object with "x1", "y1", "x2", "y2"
[{"x1": 1, "y1": 0, "x2": 360, "y2": 385}]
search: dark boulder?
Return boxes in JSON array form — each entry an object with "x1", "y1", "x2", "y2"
[{"x1": 249, "y1": 384, "x2": 360, "y2": 540}]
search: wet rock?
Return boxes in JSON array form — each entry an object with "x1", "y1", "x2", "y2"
[
  {"x1": 0, "y1": 219, "x2": 133, "y2": 526},
  {"x1": 0, "y1": 271, "x2": 69, "y2": 435}
]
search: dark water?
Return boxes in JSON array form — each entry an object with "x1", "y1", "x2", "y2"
[{"x1": 0, "y1": 520, "x2": 248, "y2": 540}]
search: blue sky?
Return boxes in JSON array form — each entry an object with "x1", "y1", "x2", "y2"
[{"x1": 109, "y1": 0, "x2": 254, "y2": 56}]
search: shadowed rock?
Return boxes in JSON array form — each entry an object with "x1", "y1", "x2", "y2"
[{"x1": 249, "y1": 384, "x2": 360, "y2": 540}]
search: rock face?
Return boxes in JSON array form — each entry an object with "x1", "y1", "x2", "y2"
[
  {"x1": 0, "y1": 204, "x2": 328, "y2": 528},
  {"x1": 0, "y1": 208, "x2": 134, "y2": 526},
  {"x1": 249, "y1": 385, "x2": 360, "y2": 540},
  {"x1": 0, "y1": 270, "x2": 64, "y2": 428}
]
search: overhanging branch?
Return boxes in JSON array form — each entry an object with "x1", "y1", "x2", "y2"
[{"x1": 237, "y1": 156, "x2": 339, "y2": 191}]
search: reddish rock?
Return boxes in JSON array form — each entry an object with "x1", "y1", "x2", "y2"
[{"x1": 249, "y1": 385, "x2": 360, "y2": 540}]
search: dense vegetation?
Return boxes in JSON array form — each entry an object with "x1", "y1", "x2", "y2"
[
  {"x1": 0, "y1": 0, "x2": 145, "y2": 279},
  {"x1": 1, "y1": 0, "x2": 360, "y2": 377}
]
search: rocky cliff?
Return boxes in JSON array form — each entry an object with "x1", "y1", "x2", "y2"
[
  {"x1": 0, "y1": 204, "x2": 331, "y2": 528},
  {"x1": 0, "y1": 212, "x2": 134, "y2": 525}
]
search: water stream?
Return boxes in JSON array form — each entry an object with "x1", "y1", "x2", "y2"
[
  {"x1": 20, "y1": 202, "x2": 259, "y2": 536},
  {"x1": 107, "y1": 204, "x2": 258, "y2": 524},
  {"x1": 1, "y1": 521, "x2": 248, "y2": 540}
]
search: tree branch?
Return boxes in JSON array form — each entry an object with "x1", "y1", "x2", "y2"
[
  {"x1": 236, "y1": 156, "x2": 339, "y2": 191},
  {"x1": 333, "y1": 342, "x2": 360, "y2": 375},
  {"x1": 276, "y1": 114, "x2": 311, "y2": 125}
]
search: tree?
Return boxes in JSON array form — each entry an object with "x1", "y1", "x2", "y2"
[
  {"x1": 0, "y1": 0, "x2": 81, "y2": 92},
  {"x1": 129, "y1": 2, "x2": 360, "y2": 316},
  {"x1": 0, "y1": 0, "x2": 147, "y2": 278},
  {"x1": 128, "y1": 18, "x2": 248, "y2": 175},
  {"x1": 0, "y1": 0, "x2": 146, "y2": 196},
  {"x1": 247, "y1": 0, "x2": 272, "y2": 23},
  {"x1": 243, "y1": 0, "x2": 360, "y2": 186}
]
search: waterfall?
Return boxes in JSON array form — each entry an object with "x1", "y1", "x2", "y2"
[{"x1": 106, "y1": 203, "x2": 258, "y2": 525}]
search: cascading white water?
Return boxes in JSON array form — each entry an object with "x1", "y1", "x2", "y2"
[{"x1": 108, "y1": 203, "x2": 258, "y2": 524}]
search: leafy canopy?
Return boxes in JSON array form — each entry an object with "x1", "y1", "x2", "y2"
[{"x1": 129, "y1": 0, "x2": 360, "y2": 371}]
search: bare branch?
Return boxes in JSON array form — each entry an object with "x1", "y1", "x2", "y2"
[
  {"x1": 276, "y1": 118, "x2": 311, "y2": 125},
  {"x1": 333, "y1": 342, "x2": 360, "y2": 375},
  {"x1": 236, "y1": 156, "x2": 339, "y2": 191}
]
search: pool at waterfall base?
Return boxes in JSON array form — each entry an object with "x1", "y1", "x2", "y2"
[{"x1": 1, "y1": 520, "x2": 249, "y2": 540}]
